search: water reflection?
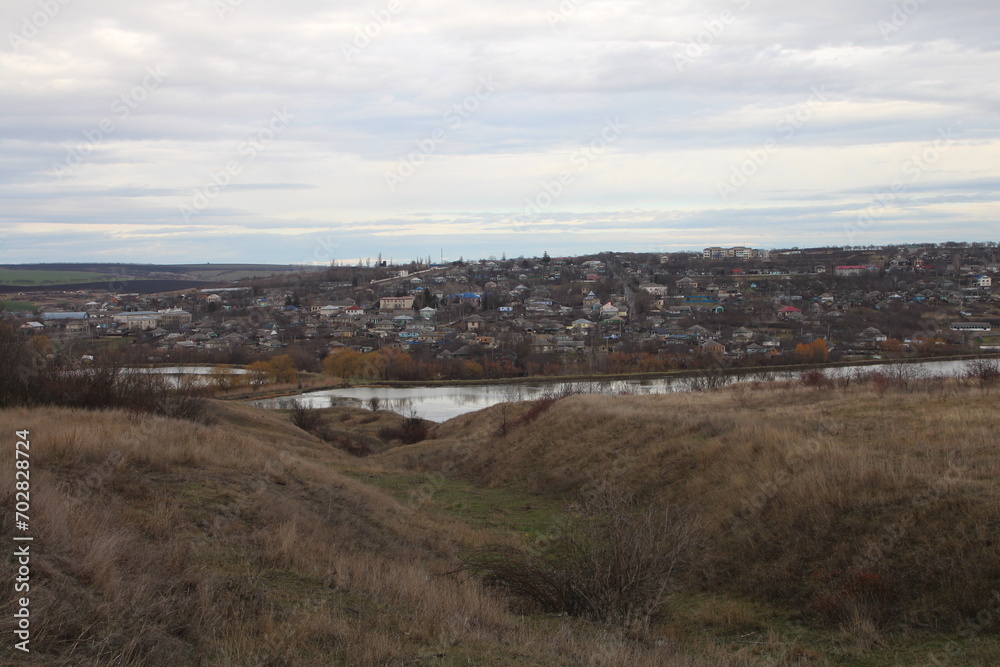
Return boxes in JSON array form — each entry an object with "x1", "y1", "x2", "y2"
[{"x1": 252, "y1": 359, "x2": 977, "y2": 422}]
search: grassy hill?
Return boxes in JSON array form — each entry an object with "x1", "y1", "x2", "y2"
[
  {"x1": 377, "y1": 378, "x2": 1000, "y2": 662},
  {"x1": 2, "y1": 379, "x2": 999, "y2": 665},
  {"x1": 0, "y1": 263, "x2": 319, "y2": 287},
  {"x1": 0, "y1": 269, "x2": 120, "y2": 286}
]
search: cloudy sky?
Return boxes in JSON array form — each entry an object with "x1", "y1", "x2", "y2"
[{"x1": 2, "y1": 0, "x2": 998, "y2": 265}]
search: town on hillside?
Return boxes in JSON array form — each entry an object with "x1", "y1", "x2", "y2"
[{"x1": 3, "y1": 242, "x2": 998, "y2": 380}]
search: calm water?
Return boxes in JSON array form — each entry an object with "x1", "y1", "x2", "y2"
[
  {"x1": 251, "y1": 359, "x2": 974, "y2": 422},
  {"x1": 141, "y1": 366, "x2": 247, "y2": 387}
]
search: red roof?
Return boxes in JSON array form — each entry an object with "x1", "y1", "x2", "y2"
[{"x1": 778, "y1": 306, "x2": 801, "y2": 312}]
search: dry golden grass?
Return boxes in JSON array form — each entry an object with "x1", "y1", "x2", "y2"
[
  {"x1": 379, "y1": 380, "x2": 1000, "y2": 633},
  {"x1": 1, "y1": 401, "x2": 763, "y2": 666}
]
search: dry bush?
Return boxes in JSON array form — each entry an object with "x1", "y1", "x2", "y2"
[
  {"x1": 0, "y1": 325, "x2": 207, "y2": 421},
  {"x1": 378, "y1": 413, "x2": 429, "y2": 445},
  {"x1": 799, "y1": 369, "x2": 828, "y2": 388},
  {"x1": 461, "y1": 486, "x2": 703, "y2": 629},
  {"x1": 683, "y1": 367, "x2": 735, "y2": 391},
  {"x1": 281, "y1": 398, "x2": 325, "y2": 433},
  {"x1": 513, "y1": 395, "x2": 559, "y2": 428},
  {"x1": 965, "y1": 358, "x2": 1000, "y2": 387},
  {"x1": 494, "y1": 394, "x2": 561, "y2": 437}
]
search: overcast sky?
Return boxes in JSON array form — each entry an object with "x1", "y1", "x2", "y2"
[{"x1": 2, "y1": 0, "x2": 998, "y2": 265}]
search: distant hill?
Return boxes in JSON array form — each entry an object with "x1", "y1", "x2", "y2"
[{"x1": 0, "y1": 263, "x2": 321, "y2": 290}]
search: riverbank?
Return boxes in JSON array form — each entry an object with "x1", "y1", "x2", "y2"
[{"x1": 220, "y1": 353, "x2": 992, "y2": 402}]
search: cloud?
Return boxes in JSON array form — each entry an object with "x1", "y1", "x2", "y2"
[{"x1": 1, "y1": 0, "x2": 998, "y2": 263}]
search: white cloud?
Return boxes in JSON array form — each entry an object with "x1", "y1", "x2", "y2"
[{"x1": 1, "y1": 0, "x2": 998, "y2": 263}]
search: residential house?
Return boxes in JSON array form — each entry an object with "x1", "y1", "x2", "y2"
[
  {"x1": 599, "y1": 302, "x2": 620, "y2": 319},
  {"x1": 379, "y1": 295, "x2": 415, "y2": 311},
  {"x1": 834, "y1": 265, "x2": 879, "y2": 277},
  {"x1": 453, "y1": 292, "x2": 482, "y2": 309},
  {"x1": 699, "y1": 340, "x2": 726, "y2": 356},
  {"x1": 342, "y1": 305, "x2": 365, "y2": 317},
  {"x1": 638, "y1": 283, "x2": 669, "y2": 297},
  {"x1": 732, "y1": 326, "x2": 754, "y2": 341},
  {"x1": 113, "y1": 311, "x2": 162, "y2": 331},
  {"x1": 777, "y1": 306, "x2": 802, "y2": 320},
  {"x1": 858, "y1": 327, "x2": 888, "y2": 343},
  {"x1": 159, "y1": 309, "x2": 193, "y2": 328},
  {"x1": 676, "y1": 277, "x2": 699, "y2": 294},
  {"x1": 686, "y1": 324, "x2": 714, "y2": 342}
]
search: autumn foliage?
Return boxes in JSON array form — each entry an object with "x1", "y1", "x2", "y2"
[{"x1": 794, "y1": 338, "x2": 829, "y2": 363}]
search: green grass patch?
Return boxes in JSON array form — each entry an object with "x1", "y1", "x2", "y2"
[
  {"x1": 344, "y1": 469, "x2": 564, "y2": 536},
  {"x1": 0, "y1": 300, "x2": 37, "y2": 312},
  {"x1": 0, "y1": 268, "x2": 118, "y2": 285}
]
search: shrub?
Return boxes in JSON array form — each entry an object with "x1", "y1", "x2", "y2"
[
  {"x1": 283, "y1": 399, "x2": 326, "y2": 433},
  {"x1": 684, "y1": 367, "x2": 733, "y2": 391},
  {"x1": 0, "y1": 324, "x2": 207, "y2": 420},
  {"x1": 461, "y1": 487, "x2": 703, "y2": 629},
  {"x1": 329, "y1": 433, "x2": 376, "y2": 456},
  {"x1": 799, "y1": 369, "x2": 828, "y2": 388},
  {"x1": 513, "y1": 396, "x2": 558, "y2": 428},
  {"x1": 965, "y1": 358, "x2": 1000, "y2": 387},
  {"x1": 378, "y1": 414, "x2": 429, "y2": 445}
]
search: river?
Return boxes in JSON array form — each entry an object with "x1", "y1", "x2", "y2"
[{"x1": 250, "y1": 359, "x2": 977, "y2": 422}]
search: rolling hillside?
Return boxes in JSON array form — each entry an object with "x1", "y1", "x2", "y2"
[{"x1": 3, "y1": 379, "x2": 999, "y2": 665}]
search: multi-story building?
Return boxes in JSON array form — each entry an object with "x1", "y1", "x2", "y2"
[
  {"x1": 703, "y1": 246, "x2": 769, "y2": 260},
  {"x1": 378, "y1": 296, "x2": 415, "y2": 311}
]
